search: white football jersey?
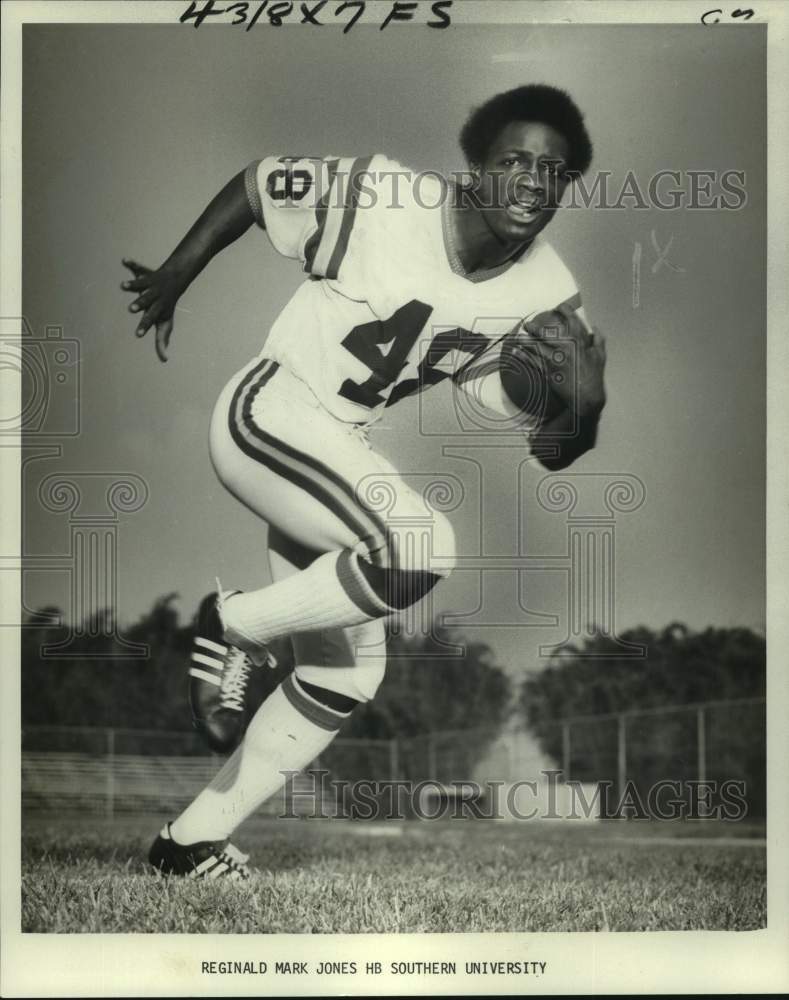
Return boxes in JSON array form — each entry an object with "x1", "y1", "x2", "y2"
[{"x1": 246, "y1": 154, "x2": 586, "y2": 426}]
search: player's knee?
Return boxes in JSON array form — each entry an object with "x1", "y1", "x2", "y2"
[
  {"x1": 293, "y1": 621, "x2": 386, "y2": 703},
  {"x1": 293, "y1": 659, "x2": 386, "y2": 704},
  {"x1": 345, "y1": 649, "x2": 387, "y2": 701},
  {"x1": 334, "y1": 620, "x2": 386, "y2": 701}
]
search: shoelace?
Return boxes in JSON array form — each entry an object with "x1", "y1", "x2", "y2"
[{"x1": 219, "y1": 648, "x2": 252, "y2": 711}]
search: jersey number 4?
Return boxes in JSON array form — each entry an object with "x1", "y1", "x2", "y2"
[{"x1": 339, "y1": 300, "x2": 490, "y2": 409}]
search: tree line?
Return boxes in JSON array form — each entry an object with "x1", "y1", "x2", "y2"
[
  {"x1": 21, "y1": 600, "x2": 765, "y2": 812},
  {"x1": 20, "y1": 597, "x2": 512, "y2": 775},
  {"x1": 520, "y1": 624, "x2": 766, "y2": 816}
]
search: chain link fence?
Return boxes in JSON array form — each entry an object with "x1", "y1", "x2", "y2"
[
  {"x1": 532, "y1": 696, "x2": 766, "y2": 817},
  {"x1": 21, "y1": 696, "x2": 765, "y2": 819}
]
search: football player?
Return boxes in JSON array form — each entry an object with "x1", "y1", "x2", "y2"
[{"x1": 124, "y1": 85, "x2": 607, "y2": 879}]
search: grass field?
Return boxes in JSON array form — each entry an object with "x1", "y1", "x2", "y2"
[{"x1": 21, "y1": 814, "x2": 766, "y2": 933}]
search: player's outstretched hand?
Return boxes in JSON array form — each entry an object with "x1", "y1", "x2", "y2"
[
  {"x1": 523, "y1": 304, "x2": 607, "y2": 418},
  {"x1": 121, "y1": 258, "x2": 187, "y2": 362}
]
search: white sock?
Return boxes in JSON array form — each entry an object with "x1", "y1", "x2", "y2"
[
  {"x1": 170, "y1": 678, "x2": 348, "y2": 844},
  {"x1": 222, "y1": 549, "x2": 389, "y2": 658}
]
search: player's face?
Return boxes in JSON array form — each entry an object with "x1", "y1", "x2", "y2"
[{"x1": 473, "y1": 121, "x2": 571, "y2": 244}]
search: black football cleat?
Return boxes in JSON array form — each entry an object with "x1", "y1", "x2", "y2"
[
  {"x1": 189, "y1": 585, "x2": 273, "y2": 754},
  {"x1": 149, "y1": 823, "x2": 251, "y2": 880}
]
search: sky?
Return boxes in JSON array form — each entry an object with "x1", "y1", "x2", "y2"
[{"x1": 20, "y1": 22, "x2": 766, "y2": 677}]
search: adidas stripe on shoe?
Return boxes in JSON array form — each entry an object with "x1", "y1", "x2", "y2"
[
  {"x1": 148, "y1": 823, "x2": 251, "y2": 880},
  {"x1": 189, "y1": 585, "x2": 274, "y2": 754}
]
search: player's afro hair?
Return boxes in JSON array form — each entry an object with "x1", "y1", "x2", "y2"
[{"x1": 460, "y1": 84, "x2": 593, "y2": 175}]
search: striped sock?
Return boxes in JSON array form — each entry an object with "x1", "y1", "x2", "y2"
[
  {"x1": 221, "y1": 549, "x2": 389, "y2": 658},
  {"x1": 170, "y1": 678, "x2": 350, "y2": 844}
]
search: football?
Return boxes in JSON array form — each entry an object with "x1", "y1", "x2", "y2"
[{"x1": 499, "y1": 310, "x2": 568, "y2": 424}]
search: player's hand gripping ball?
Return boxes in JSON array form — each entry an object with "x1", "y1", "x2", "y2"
[
  {"x1": 500, "y1": 304, "x2": 606, "y2": 425},
  {"x1": 499, "y1": 309, "x2": 574, "y2": 424}
]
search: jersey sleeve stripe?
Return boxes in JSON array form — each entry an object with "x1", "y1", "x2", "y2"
[
  {"x1": 307, "y1": 155, "x2": 373, "y2": 278},
  {"x1": 326, "y1": 155, "x2": 374, "y2": 280},
  {"x1": 309, "y1": 156, "x2": 355, "y2": 277},
  {"x1": 244, "y1": 160, "x2": 265, "y2": 227},
  {"x1": 304, "y1": 159, "x2": 340, "y2": 273}
]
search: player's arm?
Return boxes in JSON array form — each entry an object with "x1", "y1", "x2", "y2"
[
  {"x1": 121, "y1": 169, "x2": 258, "y2": 362},
  {"x1": 525, "y1": 304, "x2": 607, "y2": 470}
]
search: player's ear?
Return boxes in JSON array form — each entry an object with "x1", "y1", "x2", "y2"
[{"x1": 468, "y1": 162, "x2": 482, "y2": 186}]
